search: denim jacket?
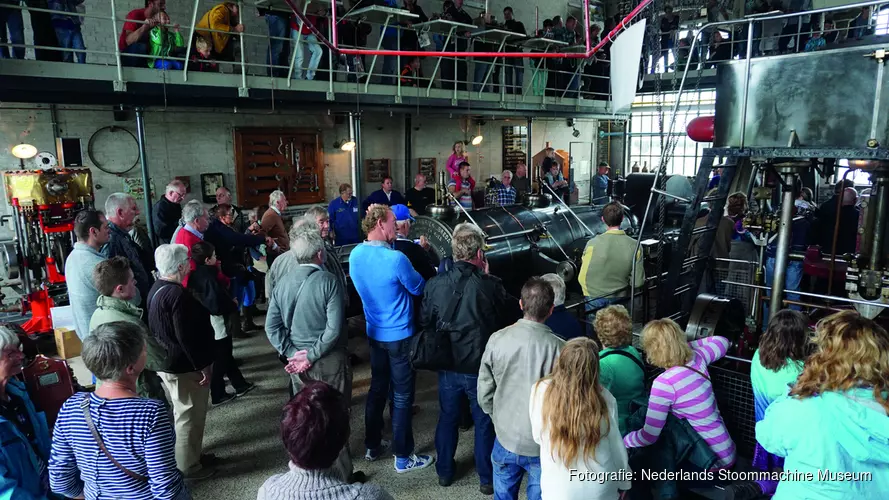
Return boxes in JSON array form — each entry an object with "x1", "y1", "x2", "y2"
[{"x1": 0, "y1": 379, "x2": 52, "y2": 500}]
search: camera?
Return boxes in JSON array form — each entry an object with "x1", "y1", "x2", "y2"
[{"x1": 486, "y1": 175, "x2": 502, "y2": 190}]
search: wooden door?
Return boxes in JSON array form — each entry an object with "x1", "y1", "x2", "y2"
[{"x1": 233, "y1": 128, "x2": 325, "y2": 208}]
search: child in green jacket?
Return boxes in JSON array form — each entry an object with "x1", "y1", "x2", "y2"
[{"x1": 148, "y1": 11, "x2": 184, "y2": 70}]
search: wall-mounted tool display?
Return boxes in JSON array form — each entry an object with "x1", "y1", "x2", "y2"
[{"x1": 234, "y1": 128, "x2": 325, "y2": 208}]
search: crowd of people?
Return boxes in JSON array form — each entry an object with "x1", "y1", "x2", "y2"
[{"x1": 0, "y1": 171, "x2": 886, "y2": 499}]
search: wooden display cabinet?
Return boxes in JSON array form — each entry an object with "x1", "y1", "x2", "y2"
[{"x1": 233, "y1": 127, "x2": 325, "y2": 208}]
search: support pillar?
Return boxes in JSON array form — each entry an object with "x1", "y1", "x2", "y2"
[
  {"x1": 135, "y1": 108, "x2": 157, "y2": 248},
  {"x1": 353, "y1": 112, "x2": 364, "y2": 200},
  {"x1": 769, "y1": 163, "x2": 806, "y2": 320},
  {"x1": 404, "y1": 114, "x2": 412, "y2": 191}
]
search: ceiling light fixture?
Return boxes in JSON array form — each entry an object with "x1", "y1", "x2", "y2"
[
  {"x1": 471, "y1": 135, "x2": 483, "y2": 146},
  {"x1": 340, "y1": 140, "x2": 356, "y2": 152},
  {"x1": 11, "y1": 144, "x2": 37, "y2": 168}
]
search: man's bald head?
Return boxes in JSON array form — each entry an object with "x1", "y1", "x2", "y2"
[{"x1": 216, "y1": 187, "x2": 232, "y2": 205}]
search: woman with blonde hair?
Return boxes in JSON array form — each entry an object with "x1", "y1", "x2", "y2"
[
  {"x1": 755, "y1": 311, "x2": 889, "y2": 499},
  {"x1": 624, "y1": 319, "x2": 736, "y2": 469},
  {"x1": 529, "y1": 338, "x2": 631, "y2": 499},
  {"x1": 594, "y1": 305, "x2": 645, "y2": 435}
]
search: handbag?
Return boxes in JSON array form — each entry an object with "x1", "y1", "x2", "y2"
[
  {"x1": 81, "y1": 394, "x2": 149, "y2": 482},
  {"x1": 409, "y1": 272, "x2": 472, "y2": 371}
]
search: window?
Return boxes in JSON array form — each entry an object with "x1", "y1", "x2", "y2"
[
  {"x1": 627, "y1": 90, "x2": 716, "y2": 176},
  {"x1": 876, "y1": 7, "x2": 889, "y2": 35},
  {"x1": 836, "y1": 159, "x2": 875, "y2": 186}
]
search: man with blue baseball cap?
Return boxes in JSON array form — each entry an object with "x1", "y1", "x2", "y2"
[{"x1": 392, "y1": 205, "x2": 436, "y2": 281}]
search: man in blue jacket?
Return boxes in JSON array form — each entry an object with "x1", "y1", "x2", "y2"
[
  {"x1": 349, "y1": 204, "x2": 431, "y2": 474},
  {"x1": 328, "y1": 183, "x2": 361, "y2": 246},
  {"x1": 361, "y1": 177, "x2": 406, "y2": 216}
]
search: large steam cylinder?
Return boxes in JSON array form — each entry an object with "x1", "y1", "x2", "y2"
[{"x1": 408, "y1": 203, "x2": 637, "y2": 291}]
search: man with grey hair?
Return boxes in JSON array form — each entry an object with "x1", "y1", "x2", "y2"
[
  {"x1": 266, "y1": 217, "x2": 317, "y2": 298},
  {"x1": 303, "y1": 206, "x2": 349, "y2": 305},
  {"x1": 485, "y1": 170, "x2": 517, "y2": 207},
  {"x1": 212, "y1": 186, "x2": 247, "y2": 233},
  {"x1": 265, "y1": 221, "x2": 363, "y2": 482},
  {"x1": 540, "y1": 273, "x2": 584, "y2": 341},
  {"x1": 103, "y1": 193, "x2": 154, "y2": 307},
  {"x1": 420, "y1": 222, "x2": 519, "y2": 492},
  {"x1": 153, "y1": 180, "x2": 187, "y2": 244},
  {"x1": 261, "y1": 190, "x2": 289, "y2": 264}
]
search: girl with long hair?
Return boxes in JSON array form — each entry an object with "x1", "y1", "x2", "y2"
[
  {"x1": 624, "y1": 319, "x2": 737, "y2": 469},
  {"x1": 446, "y1": 140, "x2": 468, "y2": 179},
  {"x1": 756, "y1": 311, "x2": 889, "y2": 499},
  {"x1": 529, "y1": 338, "x2": 631, "y2": 499},
  {"x1": 725, "y1": 309, "x2": 810, "y2": 499}
]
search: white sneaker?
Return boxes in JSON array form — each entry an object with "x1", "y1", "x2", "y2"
[
  {"x1": 364, "y1": 439, "x2": 390, "y2": 462},
  {"x1": 394, "y1": 454, "x2": 435, "y2": 473}
]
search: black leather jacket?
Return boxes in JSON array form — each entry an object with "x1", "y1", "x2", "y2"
[{"x1": 420, "y1": 261, "x2": 521, "y2": 374}]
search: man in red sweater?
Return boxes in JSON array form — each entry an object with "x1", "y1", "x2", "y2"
[
  {"x1": 118, "y1": 0, "x2": 166, "y2": 67},
  {"x1": 174, "y1": 200, "x2": 211, "y2": 286}
]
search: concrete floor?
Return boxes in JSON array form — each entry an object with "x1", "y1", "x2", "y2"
[{"x1": 188, "y1": 317, "x2": 517, "y2": 500}]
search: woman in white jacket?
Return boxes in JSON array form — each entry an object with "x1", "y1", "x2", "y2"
[{"x1": 529, "y1": 337, "x2": 632, "y2": 499}]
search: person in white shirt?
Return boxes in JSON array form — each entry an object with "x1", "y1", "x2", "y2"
[{"x1": 529, "y1": 337, "x2": 631, "y2": 500}]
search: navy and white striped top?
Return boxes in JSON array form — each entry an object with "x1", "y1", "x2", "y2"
[{"x1": 49, "y1": 392, "x2": 190, "y2": 500}]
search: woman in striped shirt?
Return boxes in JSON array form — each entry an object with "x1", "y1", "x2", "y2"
[
  {"x1": 49, "y1": 321, "x2": 190, "y2": 500},
  {"x1": 623, "y1": 319, "x2": 737, "y2": 469}
]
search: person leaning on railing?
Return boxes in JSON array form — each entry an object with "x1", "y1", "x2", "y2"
[
  {"x1": 118, "y1": 0, "x2": 165, "y2": 67},
  {"x1": 196, "y1": 2, "x2": 243, "y2": 64},
  {"x1": 148, "y1": 11, "x2": 184, "y2": 70}
]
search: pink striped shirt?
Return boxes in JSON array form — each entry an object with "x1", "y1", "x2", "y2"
[{"x1": 623, "y1": 336, "x2": 737, "y2": 468}]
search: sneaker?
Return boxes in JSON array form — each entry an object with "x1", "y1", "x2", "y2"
[
  {"x1": 479, "y1": 484, "x2": 494, "y2": 496},
  {"x1": 723, "y1": 481, "x2": 765, "y2": 500},
  {"x1": 365, "y1": 440, "x2": 390, "y2": 462},
  {"x1": 235, "y1": 383, "x2": 256, "y2": 397},
  {"x1": 438, "y1": 476, "x2": 453, "y2": 487},
  {"x1": 211, "y1": 393, "x2": 236, "y2": 407},
  {"x1": 394, "y1": 454, "x2": 435, "y2": 473}
]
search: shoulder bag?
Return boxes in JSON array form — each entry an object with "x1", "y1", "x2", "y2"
[
  {"x1": 600, "y1": 348, "x2": 647, "y2": 375},
  {"x1": 81, "y1": 394, "x2": 149, "y2": 482},
  {"x1": 409, "y1": 272, "x2": 472, "y2": 371}
]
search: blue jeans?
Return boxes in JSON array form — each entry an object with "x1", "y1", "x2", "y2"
[
  {"x1": 366, "y1": 337, "x2": 415, "y2": 458},
  {"x1": 491, "y1": 438, "x2": 541, "y2": 500},
  {"x1": 292, "y1": 32, "x2": 323, "y2": 80},
  {"x1": 474, "y1": 60, "x2": 491, "y2": 92},
  {"x1": 763, "y1": 257, "x2": 804, "y2": 327},
  {"x1": 435, "y1": 371, "x2": 494, "y2": 486},
  {"x1": 381, "y1": 34, "x2": 398, "y2": 85},
  {"x1": 154, "y1": 59, "x2": 183, "y2": 70},
  {"x1": 122, "y1": 42, "x2": 148, "y2": 67},
  {"x1": 55, "y1": 26, "x2": 85, "y2": 63},
  {"x1": 504, "y1": 58, "x2": 523, "y2": 93},
  {"x1": 265, "y1": 13, "x2": 288, "y2": 77},
  {"x1": 0, "y1": 3, "x2": 25, "y2": 59}
]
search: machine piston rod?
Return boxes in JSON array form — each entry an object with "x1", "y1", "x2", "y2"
[
  {"x1": 769, "y1": 171, "x2": 797, "y2": 320},
  {"x1": 724, "y1": 280, "x2": 889, "y2": 309}
]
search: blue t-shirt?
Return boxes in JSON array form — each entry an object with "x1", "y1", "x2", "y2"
[{"x1": 349, "y1": 241, "x2": 425, "y2": 342}]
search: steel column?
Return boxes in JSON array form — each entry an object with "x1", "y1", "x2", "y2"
[
  {"x1": 404, "y1": 114, "x2": 412, "y2": 190},
  {"x1": 769, "y1": 171, "x2": 797, "y2": 320},
  {"x1": 869, "y1": 176, "x2": 889, "y2": 270},
  {"x1": 182, "y1": 0, "x2": 201, "y2": 82},
  {"x1": 526, "y1": 117, "x2": 533, "y2": 168},
  {"x1": 135, "y1": 108, "x2": 157, "y2": 249},
  {"x1": 353, "y1": 112, "x2": 364, "y2": 200},
  {"x1": 739, "y1": 20, "x2": 754, "y2": 148},
  {"x1": 110, "y1": 0, "x2": 124, "y2": 89}
]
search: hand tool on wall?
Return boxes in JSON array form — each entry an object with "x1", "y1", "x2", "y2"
[
  {"x1": 294, "y1": 148, "x2": 301, "y2": 173},
  {"x1": 248, "y1": 174, "x2": 284, "y2": 182},
  {"x1": 250, "y1": 187, "x2": 285, "y2": 196},
  {"x1": 313, "y1": 173, "x2": 319, "y2": 192},
  {"x1": 248, "y1": 161, "x2": 281, "y2": 169},
  {"x1": 248, "y1": 150, "x2": 276, "y2": 156},
  {"x1": 278, "y1": 137, "x2": 286, "y2": 157},
  {"x1": 289, "y1": 139, "x2": 295, "y2": 167}
]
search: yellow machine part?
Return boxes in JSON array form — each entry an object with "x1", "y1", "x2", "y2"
[{"x1": 3, "y1": 168, "x2": 94, "y2": 206}]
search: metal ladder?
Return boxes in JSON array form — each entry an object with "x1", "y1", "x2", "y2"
[{"x1": 655, "y1": 150, "x2": 741, "y2": 320}]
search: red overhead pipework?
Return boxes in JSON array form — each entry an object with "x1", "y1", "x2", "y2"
[
  {"x1": 687, "y1": 116, "x2": 716, "y2": 143},
  {"x1": 280, "y1": 0, "x2": 652, "y2": 59}
]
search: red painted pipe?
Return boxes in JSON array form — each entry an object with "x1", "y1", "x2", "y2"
[
  {"x1": 687, "y1": 116, "x2": 716, "y2": 142},
  {"x1": 280, "y1": 0, "x2": 651, "y2": 60}
]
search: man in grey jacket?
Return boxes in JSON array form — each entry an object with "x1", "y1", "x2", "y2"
[
  {"x1": 478, "y1": 277, "x2": 564, "y2": 500},
  {"x1": 64, "y1": 210, "x2": 111, "y2": 340},
  {"x1": 265, "y1": 220, "x2": 362, "y2": 482}
]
